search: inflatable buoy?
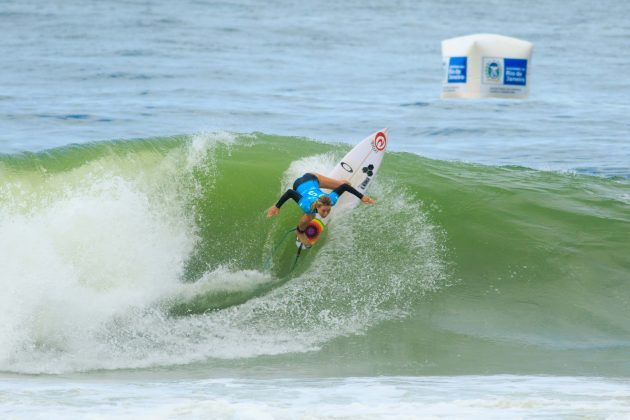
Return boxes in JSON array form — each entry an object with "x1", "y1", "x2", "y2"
[{"x1": 442, "y1": 34, "x2": 533, "y2": 99}]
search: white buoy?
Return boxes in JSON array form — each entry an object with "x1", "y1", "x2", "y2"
[{"x1": 441, "y1": 34, "x2": 533, "y2": 99}]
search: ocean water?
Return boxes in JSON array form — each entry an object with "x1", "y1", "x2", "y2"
[{"x1": 1, "y1": 0, "x2": 630, "y2": 418}]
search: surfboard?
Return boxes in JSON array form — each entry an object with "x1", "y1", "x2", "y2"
[
  {"x1": 295, "y1": 128, "x2": 389, "y2": 249},
  {"x1": 321, "y1": 128, "x2": 388, "y2": 222}
]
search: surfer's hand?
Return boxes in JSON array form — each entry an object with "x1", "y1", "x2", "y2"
[
  {"x1": 361, "y1": 195, "x2": 375, "y2": 204},
  {"x1": 267, "y1": 206, "x2": 280, "y2": 218}
]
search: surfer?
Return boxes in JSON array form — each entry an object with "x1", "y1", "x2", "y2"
[{"x1": 267, "y1": 172, "x2": 374, "y2": 245}]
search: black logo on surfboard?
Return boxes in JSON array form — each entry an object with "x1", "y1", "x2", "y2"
[
  {"x1": 341, "y1": 162, "x2": 353, "y2": 173},
  {"x1": 359, "y1": 164, "x2": 374, "y2": 190}
]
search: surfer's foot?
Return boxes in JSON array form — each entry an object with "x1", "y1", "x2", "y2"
[
  {"x1": 295, "y1": 238, "x2": 312, "y2": 248},
  {"x1": 295, "y1": 233, "x2": 314, "y2": 247}
]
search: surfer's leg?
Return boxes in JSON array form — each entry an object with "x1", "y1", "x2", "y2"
[
  {"x1": 297, "y1": 213, "x2": 315, "y2": 232},
  {"x1": 314, "y1": 173, "x2": 349, "y2": 190},
  {"x1": 296, "y1": 213, "x2": 315, "y2": 245},
  {"x1": 293, "y1": 173, "x2": 318, "y2": 190}
]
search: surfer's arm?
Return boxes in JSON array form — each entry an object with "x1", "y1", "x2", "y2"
[
  {"x1": 331, "y1": 183, "x2": 375, "y2": 204},
  {"x1": 275, "y1": 189, "x2": 302, "y2": 208},
  {"x1": 332, "y1": 183, "x2": 363, "y2": 199},
  {"x1": 268, "y1": 189, "x2": 302, "y2": 217},
  {"x1": 335, "y1": 183, "x2": 364, "y2": 199}
]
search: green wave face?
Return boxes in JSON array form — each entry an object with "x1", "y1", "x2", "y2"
[{"x1": 0, "y1": 133, "x2": 629, "y2": 376}]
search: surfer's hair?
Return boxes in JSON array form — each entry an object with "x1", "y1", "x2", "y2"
[
  {"x1": 311, "y1": 195, "x2": 332, "y2": 212},
  {"x1": 317, "y1": 195, "x2": 332, "y2": 206}
]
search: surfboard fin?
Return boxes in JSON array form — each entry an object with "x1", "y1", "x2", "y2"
[{"x1": 290, "y1": 244, "x2": 304, "y2": 273}]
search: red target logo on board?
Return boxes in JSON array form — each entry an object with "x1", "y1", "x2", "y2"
[{"x1": 372, "y1": 131, "x2": 387, "y2": 152}]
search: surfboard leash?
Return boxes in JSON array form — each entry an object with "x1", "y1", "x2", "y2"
[{"x1": 263, "y1": 227, "x2": 297, "y2": 272}]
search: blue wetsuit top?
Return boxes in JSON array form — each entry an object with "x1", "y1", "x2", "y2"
[
  {"x1": 295, "y1": 180, "x2": 339, "y2": 214},
  {"x1": 274, "y1": 176, "x2": 364, "y2": 214}
]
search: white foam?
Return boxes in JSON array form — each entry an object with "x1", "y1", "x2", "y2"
[
  {"x1": 281, "y1": 152, "x2": 338, "y2": 190},
  {"x1": 2, "y1": 376, "x2": 629, "y2": 419},
  {"x1": 178, "y1": 266, "x2": 273, "y2": 296},
  {"x1": 186, "y1": 131, "x2": 239, "y2": 172},
  {"x1": 0, "y1": 172, "x2": 196, "y2": 373}
]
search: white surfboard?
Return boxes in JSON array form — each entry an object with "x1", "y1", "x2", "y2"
[{"x1": 320, "y1": 128, "x2": 388, "y2": 224}]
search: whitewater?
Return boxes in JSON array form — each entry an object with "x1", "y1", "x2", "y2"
[{"x1": 2, "y1": 0, "x2": 630, "y2": 418}]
